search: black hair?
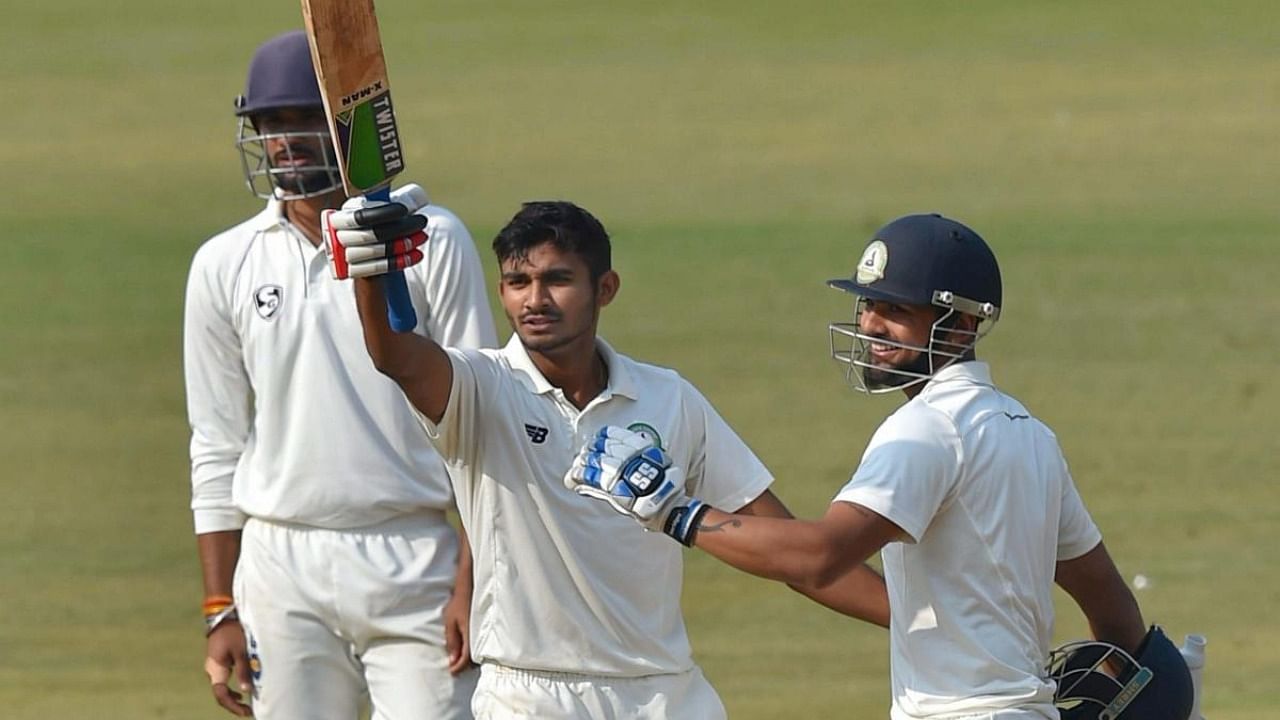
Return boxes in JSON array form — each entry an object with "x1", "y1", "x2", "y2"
[{"x1": 492, "y1": 201, "x2": 611, "y2": 281}]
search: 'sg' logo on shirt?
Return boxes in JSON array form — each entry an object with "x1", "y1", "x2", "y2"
[{"x1": 254, "y1": 285, "x2": 284, "y2": 320}]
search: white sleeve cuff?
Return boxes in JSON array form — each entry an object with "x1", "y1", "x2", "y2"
[{"x1": 193, "y1": 508, "x2": 249, "y2": 535}]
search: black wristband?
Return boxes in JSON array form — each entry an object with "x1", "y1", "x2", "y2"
[{"x1": 663, "y1": 499, "x2": 711, "y2": 547}]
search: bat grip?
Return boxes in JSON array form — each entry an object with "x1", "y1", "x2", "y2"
[{"x1": 367, "y1": 187, "x2": 418, "y2": 333}]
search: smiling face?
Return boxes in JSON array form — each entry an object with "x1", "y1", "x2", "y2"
[
  {"x1": 499, "y1": 241, "x2": 619, "y2": 360},
  {"x1": 841, "y1": 296, "x2": 980, "y2": 397},
  {"x1": 855, "y1": 297, "x2": 941, "y2": 392}
]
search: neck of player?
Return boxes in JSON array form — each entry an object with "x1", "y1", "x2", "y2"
[
  {"x1": 284, "y1": 191, "x2": 345, "y2": 247},
  {"x1": 530, "y1": 336, "x2": 609, "y2": 411}
]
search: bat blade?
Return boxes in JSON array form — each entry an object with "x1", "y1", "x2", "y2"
[
  {"x1": 301, "y1": 0, "x2": 417, "y2": 332},
  {"x1": 300, "y1": 0, "x2": 405, "y2": 196}
]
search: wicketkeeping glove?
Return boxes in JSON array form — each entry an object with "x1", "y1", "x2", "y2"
[
  {"x1": 564, "y1": 426, "x2": 711, "y2": 546},
  {"x1": 321, "y1": 184, "x2": 431, "y2": 279}
]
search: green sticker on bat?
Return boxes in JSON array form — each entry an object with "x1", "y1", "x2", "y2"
[{"x1": 335, "y1": 85, "x2": 404, "y2": 191}]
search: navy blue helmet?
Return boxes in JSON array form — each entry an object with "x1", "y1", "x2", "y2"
[
  {"x1": 1047, "y1": 625, "x2": 1194, "y2": 720},
  {"x1": 234, "y1": 30, "x2": 324, "y2": 116},
  {"x1": 233, "y1": 31, "x2": 340, "y2": 200},
  {"x1": 828, "y1": 213, "x2": 1002, "y2": 318},
  {"x1": 827, "y1": 213, "x2": 1002, "y2": 393}
]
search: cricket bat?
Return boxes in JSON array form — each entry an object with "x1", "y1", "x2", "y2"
[{"x1": 300, "y1": 0, "x2": 416, "y2": 332}]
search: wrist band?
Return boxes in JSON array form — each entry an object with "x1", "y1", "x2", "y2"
[
  {"x1": 203, "y1": 594, "x2": 234, "y2": 612},
  {"x1": 663, "y1": 499, "x2": 711, "y2": 547},
  {"x1": 204, "y1": 603, "x2": 240, "y2": 636}
]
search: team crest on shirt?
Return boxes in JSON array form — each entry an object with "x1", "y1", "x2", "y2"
[
  {"x1": 254, "y1": 285, "x2": 284, "y2": 320},
  {"x1": 627, "y1": 422, "x2": 663, "y2": 450},
  {"x1": 855, "y1": 240, "x2": 888, "y2": 285}
]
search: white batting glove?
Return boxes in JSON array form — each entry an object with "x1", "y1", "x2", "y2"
[
  {"x1": 564, "y1": 426, "x2": 711, "y2": 546},
  {"x1": 321, "y1": 184, "x2": 430, "y2": 279}
]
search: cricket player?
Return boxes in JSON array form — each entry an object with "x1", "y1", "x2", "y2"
[
  {"x1": 321, "y1": 198, "x2": 889, "y2": 718},
  {"x1": 564, "y1": 214, "x2": 1194, "y2": 719},
  {"x1": 184, "y1": 30, "x2": 496, "y2": 719}
]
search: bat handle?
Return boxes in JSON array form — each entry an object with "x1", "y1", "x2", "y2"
[{"x1": 367, "y1": 186, "x2": 418, "y2": 333}]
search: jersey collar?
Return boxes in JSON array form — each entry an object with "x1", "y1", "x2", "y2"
[
  {"x1": 501, "y1": 334, "x2": 638, "y2": 401},
  {"x1": 246, "y1": 198, "x2": 289, "y2": 232},
  {"x1": 920, "y1": 360, "x2": 993, "y2": 396}
]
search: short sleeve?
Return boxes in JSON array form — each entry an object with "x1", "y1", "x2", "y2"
[
  {"x1": 832, "y1": 406, "x2": 961, "y2": 543},
  {"x1": 415, "y1": 348, "x2": 492, "y2": 467},
  {"x1": 1055, "y1": 459, "x2": 1102, "y2": 560},
  {"x1": 679, "y1": 380, "x2": 773, "y2": 512}
]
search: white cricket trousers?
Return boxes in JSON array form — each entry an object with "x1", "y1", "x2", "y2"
[
  {"x1": 471, "y1": 663, "x2": 727, "y2": 719},
  {"x1": 235, "y1": 513, "x2": 478, "y2": 720}
]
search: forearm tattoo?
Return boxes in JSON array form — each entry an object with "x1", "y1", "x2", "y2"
[{"x1": 697, "y1": 517, "x2": 742, "y2": 534}]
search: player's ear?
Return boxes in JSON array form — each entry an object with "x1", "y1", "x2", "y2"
[{"x1": 596, "y1": 269, "x2": 620, "y2": 308}]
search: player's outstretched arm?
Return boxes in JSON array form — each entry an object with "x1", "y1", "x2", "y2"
[
  {"x1": 565, "y1": 426, "x2": 897, "y2": 624},
  {"x1": 354, "y1": 275, "x2": 452, "y2": 422},
  {"x1": 732, "y1": 491, "x2": 890, "y2": 628},
  {"x1": 693, "y1": 501, "x2": 901, "y2": 594},
  {"x1": 324, "y1": 184, "x2": 455, "y2": 423}
]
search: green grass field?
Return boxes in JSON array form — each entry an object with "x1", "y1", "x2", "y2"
[{"x1": 2, "y1": 1, "x2": 1277, "y2": 717}]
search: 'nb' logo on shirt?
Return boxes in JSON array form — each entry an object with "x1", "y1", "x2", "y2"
[{"x1": 524, "y1": 424, "x2": 549, "y2": 444}]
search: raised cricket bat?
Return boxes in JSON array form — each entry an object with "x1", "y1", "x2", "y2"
[{"x1": 300, "y1": 0, "x2": 416, "y2": 332}]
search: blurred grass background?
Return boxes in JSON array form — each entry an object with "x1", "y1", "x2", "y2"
[{"x1": 1, "y1": 1, "x2": 1276, "y2": 717}]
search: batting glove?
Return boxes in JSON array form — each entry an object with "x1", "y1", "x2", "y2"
[
  {"x1": 321, "y1": 184, "x2": 430, "y2": 279},
  {"x1": 564, "y1": 426, "x2": 711, "y2": 546}
]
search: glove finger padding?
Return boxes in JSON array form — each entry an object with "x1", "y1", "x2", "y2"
[
  {"x1": 565, "y1": 425, "x2": 709, "y2": 545},
  {"x1": 592, "y1": 426, "x2": 657, "y2": 454},
  {"x1": 342, "y1": 248, "x2": 427, "y2": 279},
  {"x1": 566, "y1": 426, "x2": 655, "y2": 491},
  {"x1": 343, "y1": 231, "x2": 428, "y2": 263},
  {"x1": 321, "y1": 183, "x2": 432, "y2": 280},
  {"x1": 327, "y1": 199, "x2": 410, "y2": 228},
  {"x1": 332, "y1": 183, "x2": 429, "y2": 224},
  {"x1": 331, "y1": 213, "x2": 427, "y2": 247},
  {"x1": 322, "y1": 210, "x2": 428, "y2": 280},
  {"x1": 565, "y1": 426, "x2": 685, "y2": 526}
]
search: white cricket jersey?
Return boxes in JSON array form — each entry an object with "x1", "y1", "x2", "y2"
[
  {"x1": 184, "y1": 199, "x2": 497, "y2": 533},
  {"x1": 419, "y1": 336, "x2": 773, "y2": 677},
  {"x1": 833, "y1": 362, "x2": 1101, "y2": 720}
]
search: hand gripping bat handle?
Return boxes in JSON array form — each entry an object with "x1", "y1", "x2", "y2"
[{"x1": 367, "y1": 186, "x2": 417, "y2": 332}]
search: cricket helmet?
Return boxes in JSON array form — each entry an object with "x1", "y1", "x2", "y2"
[
  {"x1": 233, "y1": 30, "x2": 341, "y2": 200},
  {"x1": 827, "y1": 213, "x2": 1002, "y2": 393},
  {"x1": 1046, "y1": 625, "x2": 1194, "y2": 720}
]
